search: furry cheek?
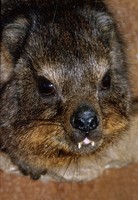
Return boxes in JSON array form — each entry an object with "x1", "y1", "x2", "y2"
[
  {"x1": 102, "y1": 107, "x2": 129, "y2": 135},
  {"x1": 14, "y1": 123, "x2": 74, "y2": 172},
  {"x1": 17, "y1": 123, "x2": 67, "y2": 157}
]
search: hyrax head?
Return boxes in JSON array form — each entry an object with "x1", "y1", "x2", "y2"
[{"x1": 1, "y1": 0, "x2": 131, "y2": 179}]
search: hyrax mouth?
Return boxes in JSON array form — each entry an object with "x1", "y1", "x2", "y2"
[
  {"x1": 77, "y1": 137, "x2": 96, "y2": 149},
  {"x1": 75, "y1": 136, "x2": 103, "y2": 152}
]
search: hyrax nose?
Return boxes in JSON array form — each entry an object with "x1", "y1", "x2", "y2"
[{"x1": 70, "y1": 105, "x2": 99, "y2": 133}]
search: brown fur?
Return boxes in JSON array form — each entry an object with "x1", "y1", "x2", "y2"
[{"x1": 0, "y1": 0, "x2": 131, "y2": 180}]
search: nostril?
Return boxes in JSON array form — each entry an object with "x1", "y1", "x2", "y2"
[
  {"x1": 72, "y1": 117, "x2": 86, "y2": 130},
  {"x1": 71, "y1": 114, "x2": 99, "y2": 132},
  {"x1": 89, "y1": 116, "x2": 99, "y2": 130}
]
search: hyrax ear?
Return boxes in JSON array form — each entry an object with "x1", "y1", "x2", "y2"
[
  {"x1": 2, "y1": 17, "x2": 30, "y2": 59},
  {"x1": 1, "y1": 17, "x2": 30, "y2": 87},
  {"x1": 94, "y1": 12, "x2": 115, "y2": 47},
  {"x1": 0, "y1": 44, "x2": 14, "y2": 87}
]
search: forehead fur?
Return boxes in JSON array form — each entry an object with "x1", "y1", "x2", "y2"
[
  {"x1": 37, "y1": 58, "x2": 109, "y2": 86},
  {"x1": 26, "y1": 10, "x2": 111, "y2": 60},
  {"x1": 22, "y1": 6, "x2": 112, "y2": 86}
]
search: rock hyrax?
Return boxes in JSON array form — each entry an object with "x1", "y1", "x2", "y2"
[{"x1": 1, "y1": 0, "x2": 131, "y2": 180}]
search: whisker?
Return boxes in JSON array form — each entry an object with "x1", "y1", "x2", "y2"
[
  {"x1": 58, "y1": 156, "x2": 73, "y2": 184},
  {"x1": 72, "y1": 157, "x2": 80, "y2": 182},
  {"x1": 14, "y1": 118, "x2": 62, "y2": 127}
]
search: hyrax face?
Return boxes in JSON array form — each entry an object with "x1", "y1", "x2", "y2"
[{"x1": 1, "y1": 1, "x2": 130, "y2": 179}]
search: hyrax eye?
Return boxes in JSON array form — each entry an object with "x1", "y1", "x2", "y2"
[
  {"x1": 101, "y1": 72, "x2": 111, "y2": 90},
  {"x1": 38, "y1": 77, "x2": 55, "y2": 96}
]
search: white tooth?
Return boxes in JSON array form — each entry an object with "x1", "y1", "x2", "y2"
[
  {"x1": 78, "y1": 142, "x2": 82, "y2": 149},
  {"x1": 91, "y1": 141, "x2": 95, "y2": 147}
]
